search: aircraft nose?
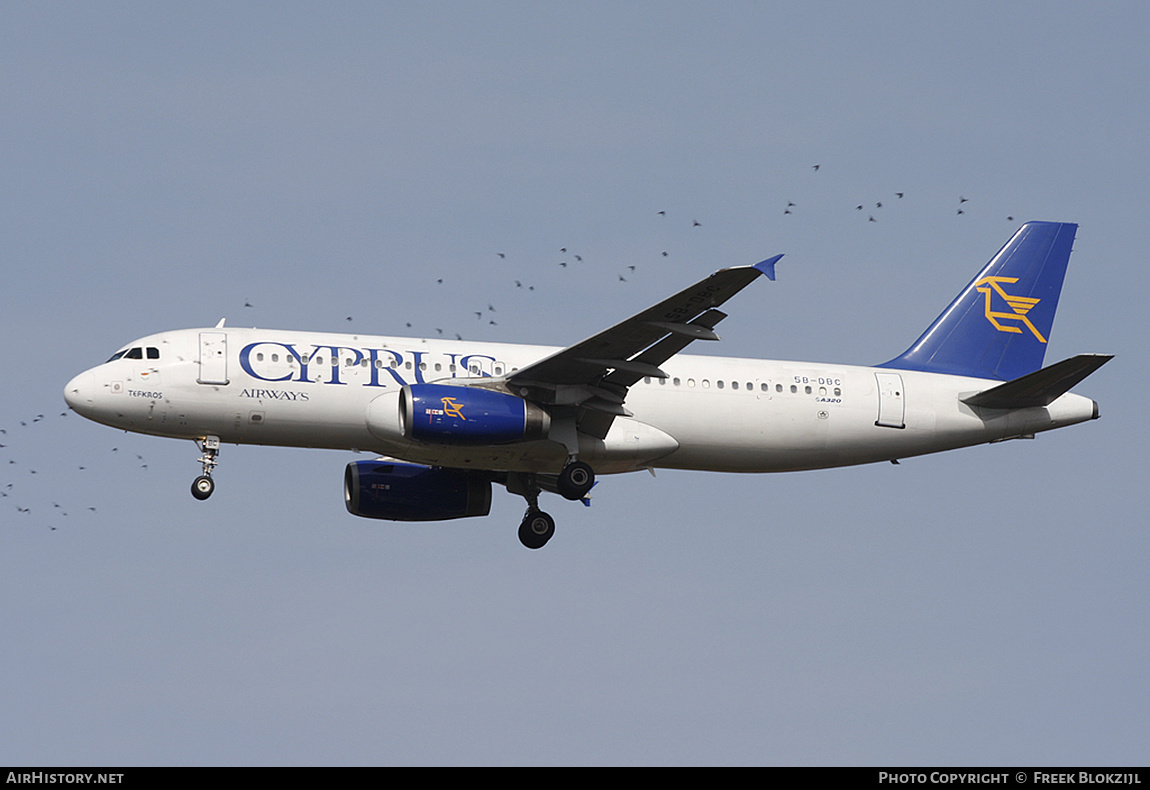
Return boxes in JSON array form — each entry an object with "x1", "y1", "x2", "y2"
[{"x1": 64, "y1": 370, "x2": 96, "y2": 415}]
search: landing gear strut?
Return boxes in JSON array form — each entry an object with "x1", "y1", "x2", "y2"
[
  {"x1": 191, "y1": 436, "x2": 220, "y2": 501},
  {"x1": 508, "y1": 472, "x2": 556, "y2": 549}
]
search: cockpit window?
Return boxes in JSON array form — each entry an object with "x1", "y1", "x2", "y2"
[{"x1": 105, "y1": 346, "x2": 159, "y2": 363}]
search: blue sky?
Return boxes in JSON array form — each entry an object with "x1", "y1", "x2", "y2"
[{"x1": 1, "y1": 2, "x2": 1146, "y2": 766}]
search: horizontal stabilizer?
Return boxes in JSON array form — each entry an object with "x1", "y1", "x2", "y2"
[{"x1": 961, "y1": 353, "x2": 1112, "y2": 409}]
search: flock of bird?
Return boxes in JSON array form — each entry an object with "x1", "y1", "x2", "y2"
[
  {"x1": 238, "y1": 210, "x2": 713, "y2": 341},
  {"x1": 231, "y1": 165, "x2": 1022, "y2": 343},
  {"x1": 2, "y1": 411, "x2": 151, "y2": 532},
  {"x1": 407, "y1": 170, "x2": 1016, "y2": 341}
]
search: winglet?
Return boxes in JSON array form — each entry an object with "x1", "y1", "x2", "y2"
[{"x1": 755, "y1": 254, "x2": 784, "y2": 281}]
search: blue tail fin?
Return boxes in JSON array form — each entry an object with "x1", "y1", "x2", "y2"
[{"x1": 879, "y1": 221, "x2": 1077, "y2": 381}]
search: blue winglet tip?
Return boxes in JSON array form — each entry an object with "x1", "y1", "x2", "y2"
[
  {"x1": 580, "y1": 482, "x2": 597, "y2": 506},
  {"x1": 755, "y1": 254, "x2": 783, "y2": 281}
]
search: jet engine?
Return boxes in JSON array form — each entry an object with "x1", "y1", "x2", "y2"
[
  {"x1": 400, "y1": 384, "x2": 550, "y2": 445},
  {"x1": 344, "y1": 460, "x2": 492, "y2": 521}
]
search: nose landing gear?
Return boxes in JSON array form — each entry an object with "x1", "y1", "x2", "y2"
[
  {"x1": 191, "y1": 474, "x2": 214, "y2": 500},
  {"x1": 191, "y1": 436, "x2": 220, "y2": 501}
]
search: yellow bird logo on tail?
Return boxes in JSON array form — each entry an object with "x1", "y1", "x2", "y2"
[{"x1": 974, "y1": 276, "x2": 1047, "y2": 343}]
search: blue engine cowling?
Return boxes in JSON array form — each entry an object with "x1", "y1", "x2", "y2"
[
  {"x1": 344, "y1": 461, "x2": 492, "y2": 521},
  {"x1": 401, "y1": 384, "x2": 549, "y2": 445}
]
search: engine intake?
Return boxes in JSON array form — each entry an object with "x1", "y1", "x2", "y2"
[{"x1": 344, "y1": 460, "x2": 492, "y2": 521}]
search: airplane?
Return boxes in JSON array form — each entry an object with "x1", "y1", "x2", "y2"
[{"x1": 64, "y1": 221, "x2": 1110, "y2": 549}]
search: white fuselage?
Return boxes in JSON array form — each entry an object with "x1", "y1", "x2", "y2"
[{"x1": 64, "y1": 326, "x2": 1100, "y2": 477}]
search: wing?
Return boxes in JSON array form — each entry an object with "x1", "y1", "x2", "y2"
[{"x1": 505, "y1": 255, "x2": 781, "y2": 438}]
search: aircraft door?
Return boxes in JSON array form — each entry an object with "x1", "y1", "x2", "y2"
[
  {"x1": 198, "y1": 332, "x2": 229, "y2": 385},
  {"x1": 874, "y1": 372, "x2": 905, "y2": 429}
]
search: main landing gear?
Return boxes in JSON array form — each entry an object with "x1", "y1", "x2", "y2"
[
  {"x1": 518, "y1": 508, "x2": 555, "y2": 550},
  {"x1": 556, "y1": 460, "x2": 595, "y2": 501},
  {"x1": 191, "y1": 436, "x2": 220, "y2": 501},
  {"x1": 511, "y1": 459, "x2": 596, "y2": 549}
]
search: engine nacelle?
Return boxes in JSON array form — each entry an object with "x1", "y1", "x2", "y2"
[
  {"x1": 344, "y1": 460, "x2": 492, "y2": 521},
  {"x1": 400, "y1": 384, "x2": 550, "y2": 445}
]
